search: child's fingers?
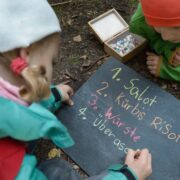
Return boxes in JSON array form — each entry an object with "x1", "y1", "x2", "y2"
[
  {"x1": 148, "y1": 153, "x2": 152, "y2": 165},
  {"x1": 146, "y1": 54, "x2": 159, "y2": 61},
  {"x1": 146, "y1": 58, "x2": 154, "y2": 65},
  {"x1": 146, "y1": 52, "x2": 156, "y2": 56},
  {"x1": 174, "y1": 54, "x2": 180, "y2": 63},
  {"x1": 138, "y1": 148, "x2": 149, "y2": 161},
  {"x1": 67, "y1": 86, "x2": 74, "y2": 96},
  {"x1": 125, "y1": 149, "x2": 136, "y2": 162},
  {"x1": 134, "y1": 149, "x2": 141, "y2": 159},
  {"x1": 65, "y1": 98, "x2": 74, "y2": 106}
]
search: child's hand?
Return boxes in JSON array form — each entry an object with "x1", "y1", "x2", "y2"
[
  {"x1": 171, "y1": 50, "x2": 180, "y2": 67},
  {"x1": 125, "y1": 149, "x2": 152, "y2": 180},
  {"x1": 56, "y1": 84, "x2": 74, "y2": 106},
  {"x1": 146, "y1": 52, "x2": 161, "y2": 76}
]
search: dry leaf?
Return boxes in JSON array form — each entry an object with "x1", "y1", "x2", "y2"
[
  {"x1": 48, "y1": 148, "x2": 61, "y2": 159},
  {"x1": 73, "y1": 35, "x2": 82, "y2": 42},
  {"x1": 80, "y1": 55, "x2": 87, "y2": 60},
  {"x1": 67, "y1": 19, "x2": 72, "y2": 25}
]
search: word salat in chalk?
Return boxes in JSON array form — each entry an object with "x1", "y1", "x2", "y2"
[{"x1": 124, "y1": 79, "x2": 157, "y2": 107}]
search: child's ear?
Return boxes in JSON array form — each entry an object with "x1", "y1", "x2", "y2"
[{"x1": 19, "y1": 48, "x2": 29, "y2": 62}]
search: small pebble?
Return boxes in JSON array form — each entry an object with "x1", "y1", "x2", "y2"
[{"x1": 73, "y1": 165, "x2": 80, "y2": 170}]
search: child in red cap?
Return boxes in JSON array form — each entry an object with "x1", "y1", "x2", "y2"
[{"x1": 130, "y1": 0, "x2": 180, "y2": 81}]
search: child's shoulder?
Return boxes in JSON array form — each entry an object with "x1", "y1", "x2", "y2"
[
  {"x1": 130, "y1": 3, "x2": 153, "y2": 35},
  {"x1": 131, "y1": 3, "x2": 145, "y2": 23}
]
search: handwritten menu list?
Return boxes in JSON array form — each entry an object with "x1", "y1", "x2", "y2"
[{"x1": 57, "y1": 57, "x2": 180, "y2": 179}]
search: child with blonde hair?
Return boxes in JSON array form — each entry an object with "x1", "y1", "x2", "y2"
[
  {"x1": 0, "y1": 1, "x2": 74, "y2": 179},
  {"x1": 130, "y1": 0, "x2": 180, "y2": 81},
  {"x1": 0, "y1": 1, "x2": 152, "y2": 180}
]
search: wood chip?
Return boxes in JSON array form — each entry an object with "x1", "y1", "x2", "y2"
[{"x1": 67, "y1": 19, "x2": 72, "y2": 25}]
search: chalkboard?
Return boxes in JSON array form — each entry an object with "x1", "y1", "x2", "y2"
[{"x1": 57, "y1": 57, "x2": 180, "y2": 180}]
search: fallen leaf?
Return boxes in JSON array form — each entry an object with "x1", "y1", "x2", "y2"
[
  {"x1": 73, "y1": 35, "x2": 82, "y2": 42},
  {"x1": 67, "y1": 19, "x2": 72, "y2": 25},
  {"x1": 80, "y1": 55, "x2": 87, "y2": 60},
  {"x1": 48, "y1": 148, "x2": 61, "y2": 159}
]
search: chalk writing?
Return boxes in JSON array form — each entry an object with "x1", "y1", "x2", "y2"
[
  {"x1": 93, "y1": 114, "x2": 129, "y2": 153},
  {"x1": 57, "y1": 58, "x2": 180, "y2": 179},
  {"x1": 78, "y1": 107, "x2": 87, "y2": 120},
  {"x1": 105, "y1": 106, "x2": 121, "y2": 121},
  {"x1": 92, "y1": 109, "x2": 141, "y2": 143},
  {"x1": 112, "y1": 67, "x2": 122, "y2": 81},
  {"x1": 124, "y1": 79, "x2": 157, "y2": 107},
  {"x1": 151, "y1": 117, "x2": 180, "y2": 143},
  {"x1": 88, "y1": 93, "x2": 98, "y2": 110},
  {"x1": 96, "y1": 82, "x2": 109, "y2": 97},
  {"x1": 115, "y1": 92, "x2": 146, "y2": 121}
]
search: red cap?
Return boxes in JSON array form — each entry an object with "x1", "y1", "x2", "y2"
[{"x1": 140, "y1": 0, "x2": 180, "y2": 27}]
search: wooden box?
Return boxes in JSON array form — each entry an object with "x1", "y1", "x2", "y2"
[{"x1": 88, "y1": 9, "x2": 147, "y2": 62}]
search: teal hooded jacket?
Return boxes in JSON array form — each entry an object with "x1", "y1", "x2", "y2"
[{"x1": 0, "y1": 87, "x2": 137, "y2": 180}]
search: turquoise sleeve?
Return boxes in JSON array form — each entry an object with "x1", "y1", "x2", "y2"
[
  {"x1": 16, "y1": 155, "x2": 47, "y2": 180},
  {"x1": 103, "y1": 173, "x2": 127, "y2": 180},
  {"x1": 0, "y1": 97, "x2": 74, "y2": 148},
  {"x1": 38, "y1": 85, "x2": 62, "y2": 112},
  {"x1": 103, "y1": 164, "x2": 138, "y2": 180},
  {"x1": 87, "y1": 164, "x2": 137, "y2": 180}
]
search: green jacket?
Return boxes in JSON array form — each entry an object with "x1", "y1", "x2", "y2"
[{"x1": 130, "y1": 4, "x2": 180, "y2": 81}]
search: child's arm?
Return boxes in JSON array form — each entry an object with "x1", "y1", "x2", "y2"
[
  {"x1": 0, "y1": 96, "x2": 74, "y2": 148},
  {"x1": 87, "y1": 149, "x2": 152, "y2": 180},
  {"x1": 39, "y1": 84, "x2": 73, "y2": 112}
]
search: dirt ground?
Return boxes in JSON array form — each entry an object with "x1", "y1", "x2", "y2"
[{"x1": 35, "y1": 0, "x2": 180, "y2": 178}]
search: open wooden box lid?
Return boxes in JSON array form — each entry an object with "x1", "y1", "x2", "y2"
[{"x1": 88, "y1": 9, "x2": 129, "y2": 43}]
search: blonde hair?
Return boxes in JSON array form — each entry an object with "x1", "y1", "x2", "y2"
[
  {"x1": 19, "y1": 65, "x2": 50, "y2": 102},
  {"x1": 2, "y1": 33, "x2": 59, "y2": 103}
]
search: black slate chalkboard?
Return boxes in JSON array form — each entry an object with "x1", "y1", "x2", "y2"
[{"x1": 57, "y1": 57, "x2": 180, "y2": 180}]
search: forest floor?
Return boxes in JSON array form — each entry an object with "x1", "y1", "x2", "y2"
[{"x1": 35, "y1": 0, "x2": 180, "y2": 178}]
